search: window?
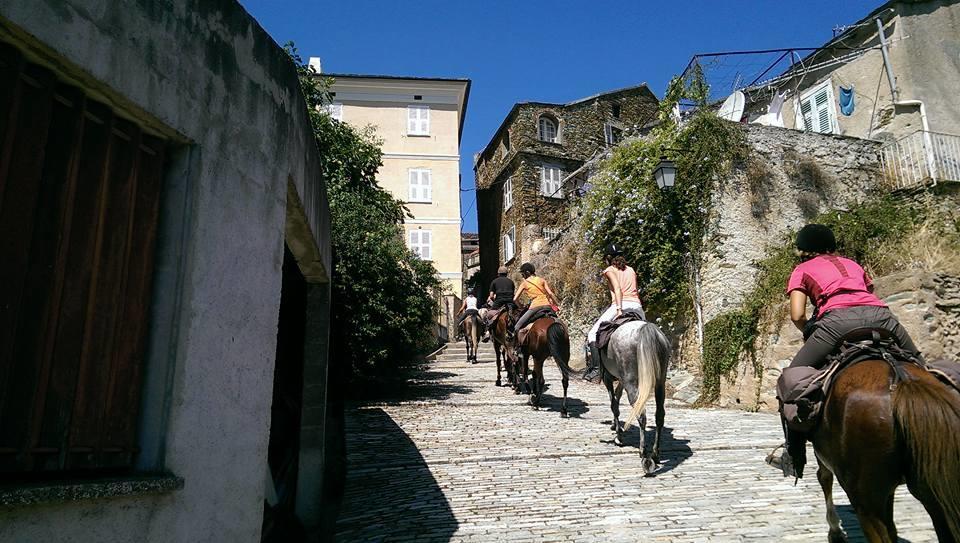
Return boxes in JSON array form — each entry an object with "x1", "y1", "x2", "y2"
[
  {"x1": 796, "y1": 81, "x2": 838, "y2": 134},
  {"x1": 503, "y1": 226, "x2": 516, "y2": 262},
  {"x1": 538, "y1": 116, "x2": 558, "y2": 143},
  {"x1": 409, "y1": 230, "x2": 432, "y2": 260},
  {"x1": 408, "y1": 105, "x2": 430, "y2": 135},
  {"x1": 503, "y1": 178, "x2": 513, "y2": 210},
  {"x1": 612, "y1": 103, "x2": 621, "y2": 119},
  {"x1": 543, "y1": 226, "x2": 562, "y2": 241},
  {"x1": 604, "y1": 124, "x2": 623, "y2": 145},
  {"x1": 540, "y1": 164, "x2": 564, "y2": 198},
  {"x1": 408, "y1": 168, "x2": 432, "y2": 203},
  {"x1": 0, "y1": 49, "x2": 167, "y2": 474},
  {"x1": 324, "y1": 102, "x2": 343, "y2": 121}
]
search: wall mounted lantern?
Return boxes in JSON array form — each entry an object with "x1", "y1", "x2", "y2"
[{"x1": 652, "y1": 157, "x2": 676, "y2": 190}]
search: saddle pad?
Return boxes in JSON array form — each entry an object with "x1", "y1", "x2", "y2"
[
  {"x1": 928, "y1": 359, "x2": 960, "y2": 394},
  {"x1": 596, "y1": 311, "x2": 645, "y2": 351}
]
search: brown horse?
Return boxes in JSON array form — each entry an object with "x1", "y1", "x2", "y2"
[
  {"x1": 812, "y1": 360, "x2": 960, "y2": 542},
  {"x1": 463, "y1": 312, "x2": 479, "y2": 364},
  {"x1": 488, "y1": 309, "x2": 518, "y2": 387},
  {"x1": 518, "y1": 317, "x2": 572, "y2": 417}
]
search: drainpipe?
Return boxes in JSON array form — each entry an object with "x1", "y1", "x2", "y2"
[{"x1": 876, "y1": 17, "x2": 937, "y2": 183}]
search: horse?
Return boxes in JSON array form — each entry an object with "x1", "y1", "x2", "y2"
[
  {"x1": 488, "y1": 308, "x2": 518, "y2": 387},
  {"x1": 463, "y1": 312, "x2": 479, "y2": 364},
  {"x1": 517, "y1": 317, "x2": 572, "y2": 417},
  {"x1": 600, "y1": 321, "x2": 671, "y2": 475},
  {"x1": 810, "y1": 359, "x2": 960, "y2": 543}
]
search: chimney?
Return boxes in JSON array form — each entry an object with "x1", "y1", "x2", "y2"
[{"x1": 308, "y1": 56, "x2": 322, "y2": 73}]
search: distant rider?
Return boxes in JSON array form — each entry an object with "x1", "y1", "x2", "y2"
[
  {"x1": 582, "y1": 243, "x2": 646, "y2": 383},
  {"x1": 770, "y1": 224, "x2": 922, "y2": 478},
  {"x1": 481, "y1": 266, "x2": 515, "y2": 342},
  {"x1": 456, "y1": 289, "x2": 480, "y2": 329}
]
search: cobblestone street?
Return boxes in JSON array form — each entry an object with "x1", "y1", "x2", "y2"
[{"x1": 336, "y1": 342, "x2": 937, "y2": 542}]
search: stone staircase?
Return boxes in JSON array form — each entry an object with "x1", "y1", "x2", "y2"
[{"x1": 431, "y1": 341, "x2": 498, "y2": 368}]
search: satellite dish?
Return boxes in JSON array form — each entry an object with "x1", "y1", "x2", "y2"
[{"x1": 718, "y1": 90, "x2": 745, "y2": 122}]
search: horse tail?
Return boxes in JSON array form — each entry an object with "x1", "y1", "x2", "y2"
[
  {"x1": 547, "y1": 321, "x2": 571, "y2": 379},
  {"x1": 893, "y1": 376, "x2": 960, "y2": 537},
  {"x1": 621, "y1": 322, "x2": 671, "y2": 432}
]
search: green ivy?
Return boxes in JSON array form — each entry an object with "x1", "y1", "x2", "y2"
[{"x1": 581, "y1": 74, "x2": 747, "y2": 331}]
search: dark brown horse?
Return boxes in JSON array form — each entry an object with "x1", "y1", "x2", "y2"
[
  {"x1": 488, "y1": 309, "x2": 518, "y2": 387},
  {"x1": 812, "y1": 360, "x2": 960, "y2": 542},
  {"x1": 518, "y1": 317, "x2": 572, "y2": 417}
]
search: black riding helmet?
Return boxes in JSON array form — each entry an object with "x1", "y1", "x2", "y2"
[
  {"x1": 604, "y1": 243, "x2": 623, "y2": 258},
  {"x1": 796, "y1": 224, "x2": 837, "y2": 253},
  {"x1": 519, "y1": 262, "x2": 536, "y2": 275}
]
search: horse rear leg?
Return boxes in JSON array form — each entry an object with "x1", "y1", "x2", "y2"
[
  {"x1": 621, "y1": 381, "x2": 653, "y2": 474},
  {"x1": 846, "y1": 481, "x2": 898, "y2": 543},
  {"x1": 605, "y1": 375, "x2": 623, "y2": 437},
  {"x1": 816, "y1": 465, "x2": 846, "y2": 543},
  {"x1": 651, "y1": 379, "x2": 665, "y2": 464},
  {"x1": 906, "y1": 479, "x2": 957, "y2": 543}
]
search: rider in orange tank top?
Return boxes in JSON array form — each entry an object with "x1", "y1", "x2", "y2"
[{"x1": 513, "y1": 262, "x2": 559, "y2": 333}]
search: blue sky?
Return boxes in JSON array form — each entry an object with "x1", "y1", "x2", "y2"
[{"x1": 239, "y1": 0, "x2": 881, "y2": 232}]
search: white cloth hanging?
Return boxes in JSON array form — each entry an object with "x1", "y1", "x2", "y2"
[{"x1": 752, "y1": 91, "x2": 786, "y2": 127}]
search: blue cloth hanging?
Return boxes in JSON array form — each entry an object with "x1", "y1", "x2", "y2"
[{"x1": 839, "y1": 86, "x2": 855, "y2": 116}]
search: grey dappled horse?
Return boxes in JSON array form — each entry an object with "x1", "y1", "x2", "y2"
[{"x1": 601, "y1": 320, "x2": 671, "y2": 475}]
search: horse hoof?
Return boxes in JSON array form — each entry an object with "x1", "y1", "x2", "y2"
[
  {"x1": 828, "y1": 530, "x2": 847, "y2": 543},
  {"x1": 614, "y1": 435, "x2": 624, "y2": 447},
  {"x1": 495, "y1": 379, "x2": 501, "y2": 387},
  {"x1": 560, "y1": 410, "x2": 569, "y2": 418},
  {"x1": 642, "y1": 457, "x2": 657, "y2": 476}
]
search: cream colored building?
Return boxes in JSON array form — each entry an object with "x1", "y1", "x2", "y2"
[{"x1": 324, "y1": 72, "x2": 471, "y2": 297}]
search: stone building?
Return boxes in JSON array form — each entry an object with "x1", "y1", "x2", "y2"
[
  {"x1": 0, "y1": 2, "x2": 339, "y2": 542},
  {"x1": 474, "y1": 84, "x2": 659, "y2": 297},
  {"x1": 740, "y1": 0, "x2": 960, "y2": 188},
  {"x1": 461, "y1": 232, "x2": 480, "y2": 293},
  {"x1": 324, "y1": 73, "x2": 471, "y2": 298}
]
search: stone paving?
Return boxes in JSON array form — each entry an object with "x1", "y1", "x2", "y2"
[{"x1": 336, "y1": 342, "x2": 937, "y2": 542}]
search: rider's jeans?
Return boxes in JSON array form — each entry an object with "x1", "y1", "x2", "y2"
[
  {"x1": 790, "y1": 305, "x2": 920, "y2": 369},
  {"x1": 587, "y1": 300, "x2": 645, "y2": 343}
]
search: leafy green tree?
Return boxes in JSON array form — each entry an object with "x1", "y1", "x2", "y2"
[{"x1": 287, "y1": 45, "x2": 441, "y2": 380}]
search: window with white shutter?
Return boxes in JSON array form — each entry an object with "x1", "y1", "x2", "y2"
[
  {"x1": 538, "y1": 117, "x2": 558, "y2": 143},
  {"x1": 503, "y1": 178, "x2": 513, "y2": 211},
  {"x1": 408, "y1": 168, "x2": 432, "y2": 203},
  {"x1": 540, "y1": 165, "x2": 564, "y2": 198},
  {"x1": 409, "y1": 230, "x2": 432, "y2": 260},
  {"x1": 604, "y1": 123, "x2": 623, "y2": 145},
  {"x1": 408, "y1": 105, "x2": 430, "y2": 136},
  {"x1": 795, "y1": 81, "x2": 837, "y2": 134},
  {"x1": 503, "y1": 226, "x2": 515, "y2": 262}
]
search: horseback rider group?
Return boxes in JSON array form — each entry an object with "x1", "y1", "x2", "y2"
[{"x1": 460, "y1": 223, "x2": 925, "y2": 478}]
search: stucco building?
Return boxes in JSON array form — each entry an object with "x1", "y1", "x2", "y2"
[
  {"x1": 0, "y1": 1, "x2": 339, "y2": 541},
  {"x1": 741, "y1": 0, "x2": 960, "y2": 187},
  {"x1": 473, "y1": 85, "x2": 659, "y2": 297},
  {"x1": 324, "y1": 73, "x2": 471, "y2": 297}
]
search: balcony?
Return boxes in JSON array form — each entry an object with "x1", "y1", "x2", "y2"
[{"x1": 880, "y1": 130, "x2": 960, "y2": 189}]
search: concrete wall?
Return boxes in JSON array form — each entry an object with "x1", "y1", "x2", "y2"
[{"x1": 0, "y1": 1, "x2": 331, "y2": 541}]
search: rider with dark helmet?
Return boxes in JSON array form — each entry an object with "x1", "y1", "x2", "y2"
[
  {"x1": 769, "y1": 223, "x2": 922, "y2": 478},
  {"x1": 456, "y1": 288, "x2": 480, "y2": 327},
  {"x1": 582, "y1": 243, "x2": 646, "y2": 383},
  {"x1": 512, "y1": 262, "x2": 560, "y2": 333},
  {"x1": 481, "y1": 265, "x2": 515, "y2": 342}
]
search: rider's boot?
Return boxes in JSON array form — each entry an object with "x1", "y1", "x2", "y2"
[
  {"x1": 766, "y1": 418, "x2": 806, "y2": 480},
  {"x1": 582, "y1": 342, "x2": 602, "y2": 383}
]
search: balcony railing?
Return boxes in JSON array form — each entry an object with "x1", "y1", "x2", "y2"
[
  {"x1": 880, "y1": 130, "x2": 960, "y2": 189},
  {"x1": 464, "y1": 253, "x2": 480, "y2": 268}
]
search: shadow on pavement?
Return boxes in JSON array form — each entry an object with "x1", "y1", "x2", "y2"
[
  {"x1": 835, "y1": 505, "x2": 914, "y2": 543},
  {"x1": 336, "y1": 407, "x2": 458, "y2": 542},
  {"x1": 349, "y1": 365, "x2": 475, "y2": 404},
  {"x1": 600, "y1": 425, "x2": 693, "y2": 475}
]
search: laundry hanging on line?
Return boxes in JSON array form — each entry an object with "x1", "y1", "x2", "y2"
[{"x1": 839, "y1": 86, "x2": 855, "y2": 116}]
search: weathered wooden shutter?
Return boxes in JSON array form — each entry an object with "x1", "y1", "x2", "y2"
[{"x1": 0, "y1": 43, "x2": 167, "y2": 475}]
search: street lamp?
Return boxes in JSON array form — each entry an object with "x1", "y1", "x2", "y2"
[{"x1": 652, "y1": 156, "x2": 676, "y2": 190}]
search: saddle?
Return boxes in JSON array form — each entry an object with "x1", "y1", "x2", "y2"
[
  {"x1": 595, "y1": 309, "x2": 646, "y2": 352},
  {"x1": 517, "y1": 307, "x2": 557, "y2": 348},
  {"x1": 778, "y1": 327, "x2": 925, "y2": 432}
]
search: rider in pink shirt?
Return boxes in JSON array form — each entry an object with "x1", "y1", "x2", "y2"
[{"x1": 772, "y1": 224, "x2": 921, "y2": 479}]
